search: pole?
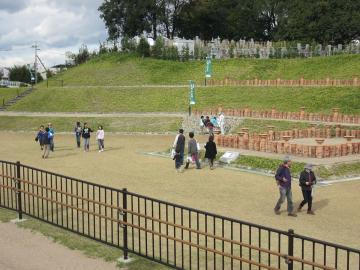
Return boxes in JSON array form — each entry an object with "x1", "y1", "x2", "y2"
[
  {"x1": 32, "y1": 42, "x2": 39, "y2": 84},
  {"x1": 189, "y1": 105, "x2": 191, "y2": 116},
  {"x1": 122, "y1": 188, "x2": 128, "y2": 260},
  {"x1": 287, "y1": 229, "x2": 294, "y2": 270},
  {"x1": 16, "y1": 161, "x2": 22, "y2": 220}
]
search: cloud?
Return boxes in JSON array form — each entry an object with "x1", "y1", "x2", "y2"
[
  {"x1": 0, "y1": 0, "x2": 107, "y2": 67},
  {"x1": 0, "y1": 0, "x2": 28, "y2": 13}
]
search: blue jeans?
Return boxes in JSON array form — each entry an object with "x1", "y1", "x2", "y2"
[
  {"x1": 84, "y1": 138, "x2": 90, "y2": 151},
  {"x1": 175, "y1": 152, "x2": 184, "y2": 169},
  {"x1": 275, "y1": 186, "x2": 293, "y2": 213},
  {"x1": 76, "y1": 134, "x2": 81, "y2": 147}
]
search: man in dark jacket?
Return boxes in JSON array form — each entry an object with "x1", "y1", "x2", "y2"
[
  {"x1": 298, "y1": 163, "x2": 316, "y2": 215},
  {"x1": 173, "y1": 129, "x2": 185, "y2": 172},
  {"x1": 42, "y1": 127, "x2": 51, "y2": 159},
  {"x1": 274, "y1": 156, "x2": 297, "y2": 217}
]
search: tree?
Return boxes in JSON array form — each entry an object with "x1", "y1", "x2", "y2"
[
  {"x1": 9, "y1": 66, "x2": 43, "y2": 84},
  {"x1": 0, "y1": 69, "x2": 3, "y2": 80},
  {"x1": 152, "y1": 36, "x2": 165, "y2": 58},
  {"x1": 276, "y1": 0, "x2": 360, "y2": 44},
  {"x1": 137, "y1": 37, "x2": 151, "y2": 57}
]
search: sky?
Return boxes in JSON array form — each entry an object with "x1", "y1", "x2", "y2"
[{"x1": 0, "y1": 0, "x2": 108, "y2": 69}]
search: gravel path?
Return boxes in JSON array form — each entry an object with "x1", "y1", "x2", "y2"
[{"x1": 0, "y1": 222, "x2": 120, "y2": 270}]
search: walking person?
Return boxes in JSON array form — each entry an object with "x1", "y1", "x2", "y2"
[
  {"x1": 74, "y1": 122, "x2": 82, "y2": 148},
  {"x1": 298, "y1": 164, "x2": 317, "y2": 215},
  {"x1": 35, "y1": 125, "x2": 45, "y2": 150},
  {"x1": 48, "y1": 123, "x2": 55, "y2": 151},
  {"x1": 82, "y1": 123, "x2": 93, "y2": 152},
  {"x1": 173, "y1": 129, "x2": 185, "y2": 172},
  {"x1": 204, "y1": 135, "x2": 217, "y2": 169},
  {"x1": 199, "y1": 116, "x2": 205, "y2": 134},
  {"x1": 96, "y1": 125, "x2": 105, "y2": 152},
  {"x1": 42, "y1": 127, "x2": 51, "y2": 159},
  {"x1": 274, "y1": 156, "x2": 297, "y2": 217},
  {"x1": 185, "y1": 132, "x2": 201, "y2": 169}
]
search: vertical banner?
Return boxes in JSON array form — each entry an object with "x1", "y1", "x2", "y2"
[
  {"x1": 205, "y1": 56, "x2": 212, "y2": 78},
  {"x1": 189, "y1": 80, "x2": 196, "y2": 105}
]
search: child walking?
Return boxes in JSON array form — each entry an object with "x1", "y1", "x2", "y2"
[
  {"x1": 82, "y1": 123, "x2": 93, "y2": 152},
  {"x1": 204, "y1": 135, "x2": 217, "y2": 169},
  {"x1": 35, "y1": 125, "x2": 45, "y2": 150},
  {"x1": 96, "y1": 125, "x2": 105, "y2": 152}
]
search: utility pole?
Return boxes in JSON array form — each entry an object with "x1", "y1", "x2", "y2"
[{"x1": 32, "y1": 42, "x2": 40, "y2": 84}]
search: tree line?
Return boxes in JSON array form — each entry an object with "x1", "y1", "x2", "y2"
[{"x1": 98, "y1": 0, "x2": 360, "y2": 44}]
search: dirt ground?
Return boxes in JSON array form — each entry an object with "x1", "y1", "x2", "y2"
[
  {"x1": 0, "y1": 132, "x2": 359, "y2": 250},
  {"x1": 0, "y1": 222, "x2": 119, "y2": 270}
]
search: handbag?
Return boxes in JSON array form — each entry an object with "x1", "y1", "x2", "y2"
[{"x1": 170, "y1": 149, "x2": 176, "y2": 159}]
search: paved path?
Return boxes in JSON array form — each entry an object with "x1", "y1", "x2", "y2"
[{"x1": 0, "y1": 222, "x2": 120, "y2": 270}]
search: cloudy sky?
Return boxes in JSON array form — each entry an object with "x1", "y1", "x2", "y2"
[{"x1": 0, "y1": 0, "x2": 108, "y2": 69}]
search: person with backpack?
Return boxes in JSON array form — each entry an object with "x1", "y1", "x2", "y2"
[
  {"x1": 274, "y1": 156, "x2": 297, "y2": 217},
  {"x1": 173, "y1": 129, "x2": 185, "y2": 172},
  {"x1": 42, "y1": 127, "x2": 51, "y2": 159},
  {"x1": 35, "y1": 125, "x2": 45, "y2": 150},
  {"x1": 298, "y1": 163, "x2": 317, "y2": 215},
  {"x1": 185, "y1": 132, "x2": 201, "y2": 169},
  {"x1": 82, "y1": 123, "x2": 93, "y2": 152},
  {"x1": 204, "y1": 135, "x2": 217, "y2": 169},
  {"x1": 74, "y1": 122, "x2": 82, "y2": 148}
]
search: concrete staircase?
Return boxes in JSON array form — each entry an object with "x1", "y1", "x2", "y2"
[{"x1": 0, "y1": 87, "x2": 35, "y2": 111}]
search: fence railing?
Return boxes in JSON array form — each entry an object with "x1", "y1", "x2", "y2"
[
  {"x1": 207, "y1": 77, "x2": 360, "y2": 87},
  {"x1": 0, "y1": 160, "x2": 359, "y2": 269}
]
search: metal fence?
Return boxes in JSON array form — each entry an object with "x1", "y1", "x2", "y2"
[{"x1": 0, "y1": 160, "x2": 359, "y2": 270}]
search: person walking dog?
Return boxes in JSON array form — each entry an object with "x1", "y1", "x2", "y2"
[
  {"x1": 298, "y1": 163, "x2": 317, "y2": 215},
  {"x1": 274, "y1": 156, "x2": 297, "y2": 217}
]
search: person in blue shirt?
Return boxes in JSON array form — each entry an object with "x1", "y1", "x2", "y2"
[
  {"x1": 35, "y1": 125, "x2": 45, "y2": 150},
  {"x1": 274, "y1": 156, "x2": 297, "y2": 217},
  {"x1": 48, "y1": 123, "x2": 55, "y2": 151}
]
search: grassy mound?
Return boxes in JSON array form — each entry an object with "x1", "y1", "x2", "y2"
[
  {"x1": 47, "y1": 53, "x2": 360, "y2": 86},
  {"x1": 9, "y1": 86, "x2": 360, "y2": 114}
]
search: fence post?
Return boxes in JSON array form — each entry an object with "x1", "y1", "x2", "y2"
[
  {"x1": 287, "y1": 229, "x2": 294, "y2": 270},
  {"x1": 122, "y1": 188, "x2": 128, "y2": 260},
  {"x1": 16, "y1": 161, "x2": 22, "y2": 220}
]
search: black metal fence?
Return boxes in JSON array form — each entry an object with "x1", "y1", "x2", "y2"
[{"x1": 0, "y1": 160, "x2": 359, "y2": 270}]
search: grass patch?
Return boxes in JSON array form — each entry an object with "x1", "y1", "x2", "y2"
[
  {"x1": 0, "y1": 116, "x2": 182, "y2": 133},
  {"x1": 0, "y1": 208, "x2": 170, "y2": 269},
  {"x1": 46, "y1": 53, "x2": 360, "y2": 86},
  {"x1": 0, "y1": 207, "x2": 17, "y2": 222},
  {"x1": 232, "y1": 119, "x2": 313, "y2": 134},
  {"x1": 316, "y1": 162, "x2": 360, "y2": 179},
  {"x1": 0, "y1": 88, "x2": 27, "y2": 106},
  {"x1": 233, "y1": 155, "x2": 306, "y2": 176},
  {"x1": 9, "y1": 86, "x2": 360, "y2": 114}
]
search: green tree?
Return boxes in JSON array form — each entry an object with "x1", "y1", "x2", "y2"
[
  {"x1": 9, "y1": 66, "x2": 43, "y2": 84},
  {"x1": 152, "y1": 36, "x2": 165, "y2": 58},
  {"x1": 137, "y1": 37, "x2": 151, "y2": 57}
]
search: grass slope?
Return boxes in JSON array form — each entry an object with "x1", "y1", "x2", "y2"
[
  {"x1": 0, "y1": 116, "x2": 182, "y2": 133},
  {"x1": 0, "y1": 88, "x2": 26, "y2": 105},
  {"x1": 10, "y1": 86, "x2": 360, "y2": 114},
  {"x1": 48, "y1": 53, "x2": 360, "y2": 86}
]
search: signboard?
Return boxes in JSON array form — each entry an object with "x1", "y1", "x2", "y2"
[
  {"x1": 219, "y1": 151, "x2": 240, "y2": 164},
  {"x1": 189, "y1": 80, "x2": 196, "y2": 105},
  {"x1": 205, "y1": 56, "x2": 212, "y2": 78}
]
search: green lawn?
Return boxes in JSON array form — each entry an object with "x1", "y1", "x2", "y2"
[
  {"x1": 46, "y1": 53, "x2": 360, "y2": 86},
  {"x1": 232, "y1": 119, "x2": 314, "y2": 134},
  {"x1": 9, "y1": 86, "x2": 360, "y2": 114},
  {"x1": 0, "y1": 116, "x2": 182, "y2": 133},
  {"x1": 0, "y1": 88, "x2": 26, "y2": 106}
]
